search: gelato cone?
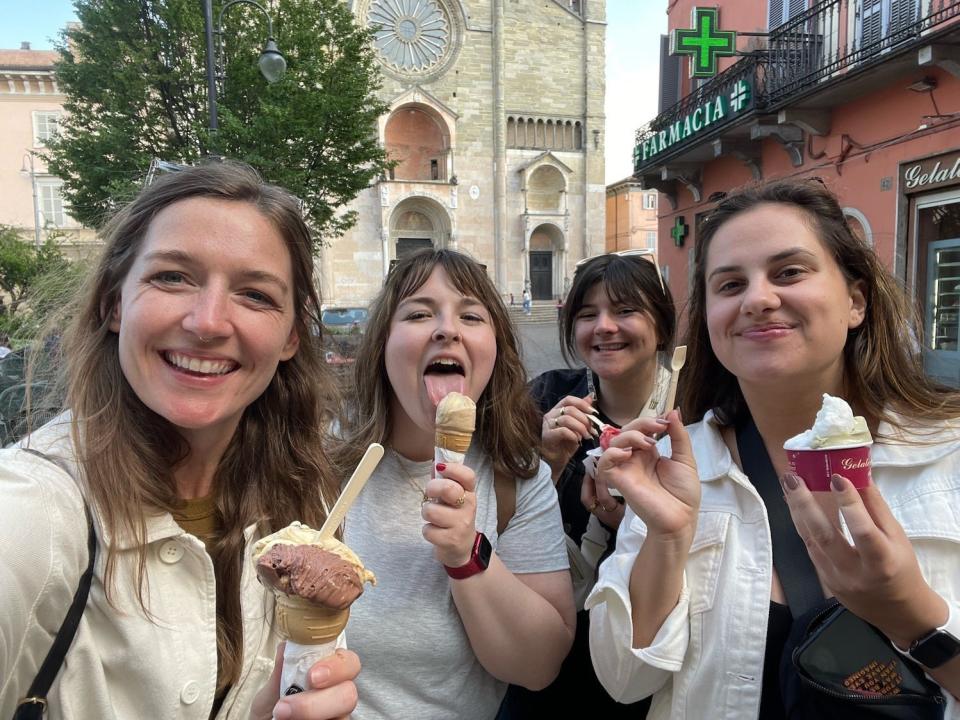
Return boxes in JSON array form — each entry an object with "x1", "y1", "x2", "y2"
[
  {"x1": 274, "y1": 593, "x2": 350, "y2": 645},
  {"x1": 253, "y1": 522, "x2": 374, "y2": 695},
  {"x1": 435, "y1": 391, "x2": 476, "y2": 454},
  {"x1": 783, "y1": 394, "x2": 873, "y2": 491},
  {"x1": 433, "y1": 392, "x2": 476, "y2": 479}
]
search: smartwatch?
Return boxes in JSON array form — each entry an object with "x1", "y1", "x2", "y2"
[
  {"x1": 444, "y1": 532, "x2": 492, "y2": 580},
  {"x1": 902, "y1": 603, "x2": 960, "y2": 669}
]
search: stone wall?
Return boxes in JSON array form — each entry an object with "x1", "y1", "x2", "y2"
[{"x1": 324, "y1": 0, "x2": 605, "y2": 305}]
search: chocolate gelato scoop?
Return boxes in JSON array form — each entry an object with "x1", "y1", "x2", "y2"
[{"x1": 257, "y1": 543, "x2": 365, "y2": 610}]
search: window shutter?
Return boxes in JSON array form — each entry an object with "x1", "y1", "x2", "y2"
[
  {"x1": 787, "y1": 0, "x2": 807, "y2": 20},
  {"x1": 890, "y1": 0, "x2": 920, "y2": 34},
  {"x1": 858, "y1": 0, "x2": 884, "y2": 49},
  {"x1": 658, "y1": 34, "x2": 681, "y2": 112},
  {"x1": 769, "y1": 0, "x2": 785, "y2": 28}
]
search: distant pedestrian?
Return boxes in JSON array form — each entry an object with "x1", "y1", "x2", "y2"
[
  {"x1": 510, "y1": 292, "x2": 515, "y2": 307},
  {"x1": 522, "y1": 288, "x2": 532, "y2": 315},
  {"x1": 555, "y1": 297, "x2": 563, "y2": 318}
]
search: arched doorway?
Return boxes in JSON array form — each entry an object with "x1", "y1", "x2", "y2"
[
  {"x1": 529, "y1": 223, "x2": 564, "y2": 300},
  {"x1": 390, "y1": 196, "x2": 452, "y2": 261}
]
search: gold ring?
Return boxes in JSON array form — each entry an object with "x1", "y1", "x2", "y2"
[
  {"x1": 602, "y1": 503, "x2": 615, "y2": 513},
  {"x1": 587, "y1": 500, "x2": 599, "y2": 513},
  {"x1": 559, "y1": 407, "x2": 566, "y2": 416},
  {"x1": 455, "y1": 494, "x2": 466, "y2": 507},
  {"x1": 552, "y1": 417, "x2": 559, "y2": 428}
]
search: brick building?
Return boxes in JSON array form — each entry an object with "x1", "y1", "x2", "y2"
[
  {"x1": 320, "y1": 0, "x2": 606, "y2": 304},
  {"x1": 635, "y1": 0, "x2": 960, "y2": 385}
]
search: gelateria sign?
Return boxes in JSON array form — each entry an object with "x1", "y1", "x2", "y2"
[
  {"x1": 902, "y1": 151, "x2": 960, "y2": 193},
  {"x1": 635, "y1": 78, "x2": 752, "y2": 167}
]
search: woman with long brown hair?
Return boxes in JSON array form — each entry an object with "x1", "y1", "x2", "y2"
[
  {"x1": 1, "y1": 162, "x2": 360, "y2": 720},
  {"x1": 588, "y1": 179, "x2": 960, "y2": 719},
  {"x1": 334, "y1": 248, "x2": 574, "y2": 719}
]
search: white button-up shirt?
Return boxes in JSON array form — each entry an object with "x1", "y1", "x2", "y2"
[
  {"x1": 0, "y1": 417, "x2": 280, "y2": 719},
  {"x1": 587, "y1": 411, "x2": 960, "y2": 720}
]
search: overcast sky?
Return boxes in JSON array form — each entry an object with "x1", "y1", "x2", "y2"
[{"x1": 1, "y1": 0, "x2": 665, "y2": 184}]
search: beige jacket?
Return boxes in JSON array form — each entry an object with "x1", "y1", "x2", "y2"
[{"x1": 0, "y1": 416, "x2": 280, "y2": 719}]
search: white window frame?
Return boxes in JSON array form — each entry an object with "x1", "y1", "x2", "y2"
[
  {"x1": 643, "y1": 192, "x2": 658, "y2": 210},
  {"x1": 32, "y1": 111, "x2": 61, "y2": 147},
  {"x1": 645, "y1": 230, "x2": 658, "y2": 248},
  {"x1": 36, "y1": 177, "x2": 68, "y2": 228}
]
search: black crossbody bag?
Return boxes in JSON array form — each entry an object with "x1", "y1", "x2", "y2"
[
  {"x1": 736, "y1": 418, "x2": 945, "y2": 720},
  {"x1": 12, "y1": 450, "x2": 96, "y2": 720}
]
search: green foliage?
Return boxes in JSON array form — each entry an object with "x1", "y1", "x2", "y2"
[
  {"x1": 47, "y1": 0, "x2": 391, "y2": 243},
  {"x1": 0, "y1": 226, "x2": 72, "y2": 333}
]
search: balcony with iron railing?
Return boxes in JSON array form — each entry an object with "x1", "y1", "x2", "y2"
[{"x1": 635, "y1": 0, "x2": 960, "y2": 175}]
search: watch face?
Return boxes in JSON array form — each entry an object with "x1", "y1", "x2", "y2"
[
  {"x1": 912, "y1": 630, "x2": 960, "y2": 669},
  {"x1": 477, "y1": 533, "x2": 492, "y2": 569}
]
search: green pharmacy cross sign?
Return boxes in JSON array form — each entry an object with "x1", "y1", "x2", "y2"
[
  {"x1": 671, "y1": 7, "x2": 736, "y2": 78},
  {"x1": 671, "y1": 216, "x2": 688, "y2": 247}
]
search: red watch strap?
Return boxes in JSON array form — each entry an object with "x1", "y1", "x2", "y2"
[{"x1": 445, "y1": 532, "x2": 491, "y2": 579}]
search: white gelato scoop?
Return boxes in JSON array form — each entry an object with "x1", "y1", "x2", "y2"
[{"x1": 783, "y1": 394, "x2": 873, "y2": 450}]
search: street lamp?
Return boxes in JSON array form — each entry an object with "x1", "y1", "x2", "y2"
[
  {"x1": 19, "y1": 151, "x2": 41, "y2": 248},
  {"x1": 202, "y1": 0, "x2": 286, "y2": 144}
]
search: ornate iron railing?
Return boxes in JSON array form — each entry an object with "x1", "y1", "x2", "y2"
[
  {"x1": 765, "y1": 0, "x2": 960, "y2": 105},
  {"x1": 635, "y1": 0, "x2": 960, "y2": 172}
]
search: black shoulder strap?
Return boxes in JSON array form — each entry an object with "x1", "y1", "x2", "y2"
[
  {"x1": 14, "y1": 449, "x2": 96, "y2": 720},
  {"x1": 736, "y1": 418, "x2": 824, "y2": 617}
]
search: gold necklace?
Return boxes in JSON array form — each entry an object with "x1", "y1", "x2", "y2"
[{"x1": 392, "y1": 450, "x2": 430, "y2": 503}]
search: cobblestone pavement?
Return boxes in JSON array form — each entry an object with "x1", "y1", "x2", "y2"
[{"x1": 516, "y1": 319, "x2": 576, "y2": 380}]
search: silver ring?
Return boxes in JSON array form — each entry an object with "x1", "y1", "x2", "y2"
[
  {"x1": 551, "y1": 417, "x2": 559, "y2": 428},
  {"x1": 559, "y1": 407, "x2": 566, "y2": 417}
]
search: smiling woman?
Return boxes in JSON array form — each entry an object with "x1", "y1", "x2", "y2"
[
  {"x1": 334, "y1": 249, "x2": 575, "y2": 720},
  {"x1": 0, "y1": 162, "x2": 362, "y2": 720},
  {"x1": 588, "y1": 179, "x2": 960, "y2": 720}
]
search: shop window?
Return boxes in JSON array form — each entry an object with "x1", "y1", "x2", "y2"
[{"x1": 919, "y1": 199, "x2": 960, "y2": 386}]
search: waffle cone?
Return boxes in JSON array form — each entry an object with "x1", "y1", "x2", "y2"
[
  {"x1": 274, "y1": 593, "x2": 350, "y2": 645},
  {"x1": 435, "y1": 428, "x2": 474, "y2": 453}
]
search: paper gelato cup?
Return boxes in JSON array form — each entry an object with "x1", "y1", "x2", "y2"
[{"x1": 786, "y1": 443, "x2": 872, "y2": 491}]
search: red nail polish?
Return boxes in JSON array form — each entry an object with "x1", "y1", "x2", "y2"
[{"x1": 436, "y1": 463, "x2": 446, "y2": 472}]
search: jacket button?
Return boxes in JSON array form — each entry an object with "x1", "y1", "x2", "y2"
[
  {"x1": 159, "y1": 540, "x2": 185, "y2": 564},
  {"x1": 180, "y1": 680, "x2": 200, "y2": 704}
]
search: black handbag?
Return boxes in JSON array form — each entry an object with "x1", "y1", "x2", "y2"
[
  {"x1": 736, "y1": 418, "x2": 946, "y2": 720},
  {"x1": 783, "y1": 599, "x2": 945, "y2": 719},
  {"x1": 12, "y1": 450, "x2": 96, "y2": 720}
]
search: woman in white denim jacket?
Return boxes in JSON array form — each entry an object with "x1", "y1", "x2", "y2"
[
  {"x1": 587, "y1": 179, "x2": 960, "y2": 719},
  {"x1": 1, "y1": 163, "x2": 360, "y2": 720}
]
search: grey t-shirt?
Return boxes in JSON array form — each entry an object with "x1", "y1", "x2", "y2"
[{"x1": 343, "y1": 446, "x2": 568, "y2": 720}]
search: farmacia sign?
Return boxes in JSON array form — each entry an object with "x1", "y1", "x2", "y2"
[{"x1": 635, "y1": 78, "x2": 752, "y2": 168}]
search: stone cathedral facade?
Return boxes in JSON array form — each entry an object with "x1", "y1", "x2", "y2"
[{"x1": 319, "y1": 0, "x2": 606, "y2": 304}]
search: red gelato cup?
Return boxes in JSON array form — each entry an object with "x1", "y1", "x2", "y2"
[{"x1": 785, "y1": 444, "x2": 872, "y2": 491}]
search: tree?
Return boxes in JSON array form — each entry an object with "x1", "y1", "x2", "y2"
[
  {"x1": 0, "y1": 227, "x2": 67, "y2": 320},
  {"x1": 47, "y1": 0, "x2": 391, "y2": 243},
  {"x1": 0, "y1": 226, "x2": 78, "y2": 341}
]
